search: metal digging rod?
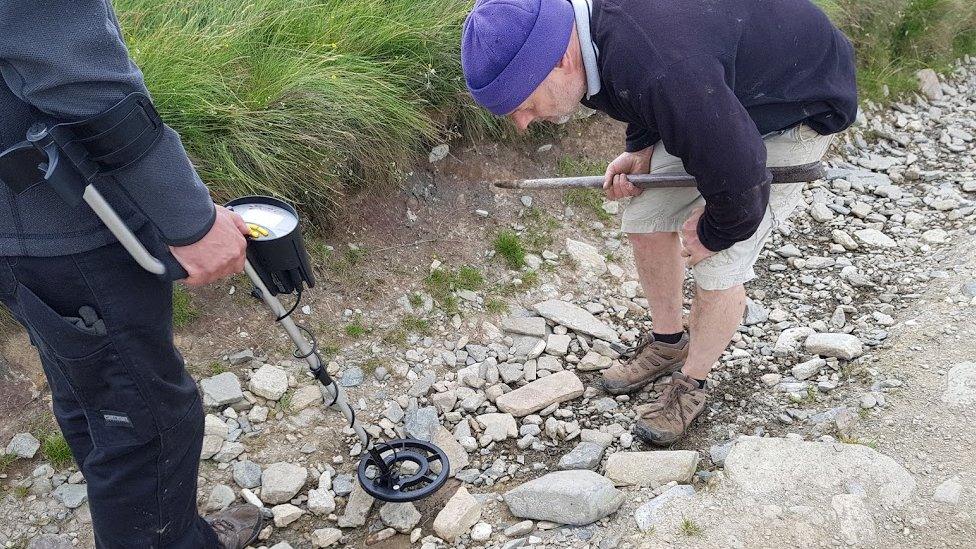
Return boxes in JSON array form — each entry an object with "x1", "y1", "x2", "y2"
[{"x1": 492, "y1": 161, "x2": 825, "y2": 190}]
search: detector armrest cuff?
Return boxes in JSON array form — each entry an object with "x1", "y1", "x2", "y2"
[{"x1": 31, "y1": 92, "x2": 165, "y2": 182}]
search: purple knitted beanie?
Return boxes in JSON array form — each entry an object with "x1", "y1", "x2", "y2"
[{"x1": 461, "y1": 0, "x2": 575, "y2": 116}]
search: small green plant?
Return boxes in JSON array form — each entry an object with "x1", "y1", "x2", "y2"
[
  {"x1": 278, "y1": 391, "x2": 294, "y2": 415},
  {"x1": 0, "y1": 453, "x2": 16, "y2": 474},
  {"x1": 207, "y1": 361, "x2": 227, "y2": 376},
  {"x1": 679, "y1": 517, "x2": 704, "y2": 537},
  {"x1": 494, "y1": 231, "x2": 526, "y2": 269},
  {"x1": 455, "y1": 266, "x2": 485, "y2": 290},
  {"x1": 485, "y1": 297, "x2": 509, "y2": 314},
  {"x1": 425, "y1": 265, "x2": 484, "y2": 314},
  {"x1": 401, "y1": 315, "x2": 431, "y2": 335},
  {"x1": 172, "y1": 285, "x2": 200, "y2": 328},
  {"x1": 345, "y1": 319, "x2": 368, "y2": 338},
  {"x1": 407, "y1": 293, "x2": 424, "y2": 308},
  {"x1": 41, "y1": 433, "x2": 73, "y2": 470},
  {"x1": 13, "y1": 485, "x2": 29, "y2": 499},
  {"x1": 361, "y1": 358, "x2": 384, "y2": 375}
]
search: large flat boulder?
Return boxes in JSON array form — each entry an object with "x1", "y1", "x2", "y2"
[
  {"x1": 494, "y1": 371, "x2": 584, "y2": 417},
  {"x1": 724, "y1": 436, "x2": 916, "y2": 507},
  {"x1": 503, "y1": 470, "x2": 624, "y2": 525}
]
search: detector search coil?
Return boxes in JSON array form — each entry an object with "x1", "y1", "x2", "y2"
[{"x1": 226, "y1": 196, "x2": 314, "y2": 296}]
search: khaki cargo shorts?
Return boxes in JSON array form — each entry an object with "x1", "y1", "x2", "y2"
[{"x1": 622, "y1": 125, "x2": 834, "y2": 291}]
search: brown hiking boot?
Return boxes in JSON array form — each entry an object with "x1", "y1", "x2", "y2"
[
  {"x1": 634, "y1": 372, "x2": 707, "y2": 446},
  {"x1": 601, "y1": 332, "x2": 689, "y2": 395},
  {"x1": 206, "y1": 504, "x2": 265, "y2": 549}
]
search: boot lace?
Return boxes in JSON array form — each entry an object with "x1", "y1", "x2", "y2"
[{"x1": 209, "y1": 518, "x2": 236, "y2": 536}]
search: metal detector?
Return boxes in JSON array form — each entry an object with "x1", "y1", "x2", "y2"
[{"x1": 0, "y1": 98, "x2": 449, "y2": 503}]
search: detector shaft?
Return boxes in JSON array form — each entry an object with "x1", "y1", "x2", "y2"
[{"x1": 243, "y1": 260, "x2": 371, "y2": 448}]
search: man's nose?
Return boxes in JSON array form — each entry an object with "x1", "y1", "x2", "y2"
[{"x1": 509, "y1": 112, "x2": 534, "y2": 131}]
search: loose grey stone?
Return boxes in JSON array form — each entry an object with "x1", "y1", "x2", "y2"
[
  {"x1": 6, "y1": 432, "x2": 40, "y2": 459},
  {"x1": 337, "y1": 482, "x2": 375, "y2": 528},
  {"x1": 505, "y1": 520, "x2": 535, "y2": 537},
  {"x1": 201, "y1": 372, "x2": 245, "y2": 407},
  {"x1": 565, "y1": 238, "x2": 607, "y2": 275},
  {"x1": 942, "y1": 362, "x2": 976, "y2": 406},
  {"x1": 228, "y1": 349, "x2": 255, "y2": 365},
  {"x1": 743, "y1": 298, "x2": 769, "y2": 326},
  {"x1": 52, "y1": 482, "x2": 88, "y2": 509},
  {"x1": 311, "y1": 527, "x2": 342, "y2": 548},
  {"x1": 501, "y1": 317, "x2": 547, "y2": 338},
  {"x1": 408, "y1": 371, "x2": 437, "y2": 397},
  {"x1": 495, "y1": 371, "x2": 584, "y2": 417},
  {"x1": 503, "y1": 470, "x2": 624, "y2": 526},
  {"x1": 332, "y1": 473, "x2": 354, "y2": 496},
  {"x1": 339, "y1": 366, "x2": 365, "y2": 387},
  {"x1": 853, "y1": 228, "x2": 897, "y2": 249},
  {"x1": 206, "y1": 484, "x2": 236, "y2": 512},
  {"x1": 792, "y1": 358, "x2": 827, "y2": 381},
  {"x1": 260, "y1": 462, "x2": 308, "y2": 505},
  {"x1": 558, "y1": 441, "x2": 606, "y2": 471},
  {"x1": 532, "y1": 300, "x2": 618, "y2": 342},
  {"x1": 804, "y1": 333, "x2": 864, "y2": 360},
  {"x1": 633, "y1": 485, "x2": 696, "y2": 532},
  {"x1": 380, "y1": 502, "x2": 422, "y2": 533},
  {"x1": 233, "y1": 460, "x2": 262, "y2": 489},
  {"x1": 405, "y1": 406, "x2": 441, "y2": 442},
  {"x1": 308, "y1": 488, "x2": 337, "y2": 516},
  {"x1": 434, "y1": 486, "x2": 482, "y2": 542},
  {"x1": 709, "y1": 439, "x2": 736, "y2": 467},
  {"x1": 932, "y1": 477, "x2": 963, "y2": 505},
  {"x1": 248, "y1": 364, "x2": 289, "y2": 401},
  {"x1": 604, "y1": 451, "x2": 699, "y2": 487}
]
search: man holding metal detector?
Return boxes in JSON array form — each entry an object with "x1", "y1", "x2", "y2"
[
  {"x1": 0, "y1": 2, "x2": 264, "y2": 547},
  {"x1": 462, "y1": 0, "x2": 857, "y2": 444}
]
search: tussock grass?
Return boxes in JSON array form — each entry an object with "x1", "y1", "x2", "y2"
[
  {"x1": 493, "y1": 231, "x2": 527, "y2": 269},
  {"x1": 172, "y1": 285, "x2": 200, "y2": 328},
  {"x1": 41, "y1": 433, "x2": 74, "y2": 470},
  {"x1": 817, "y1": 0, "x2": 976, "y2": 100},
  {"x1": 116, "y1": 0, "x2": 497, "y2": 223}
]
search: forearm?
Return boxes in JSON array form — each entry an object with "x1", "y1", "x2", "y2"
[{"x1": 0, "y1": 0, "x2": 215, "y2": 245}]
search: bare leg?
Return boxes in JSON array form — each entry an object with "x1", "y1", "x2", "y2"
[
  {"x1": 683, "y1": 284, "x2": 746, "y2": 380},
  {"x1": 628, "y1": 232, "x2": 685, "y2": 333}
]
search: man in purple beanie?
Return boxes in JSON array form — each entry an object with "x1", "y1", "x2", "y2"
[{"x1": 462, "y1": 0, "x2": 857, "y2": 445}]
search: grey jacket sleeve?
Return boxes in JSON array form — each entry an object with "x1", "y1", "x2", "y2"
[{"x1": 0, "y1": 0, "x2": 216, "y2": 246}]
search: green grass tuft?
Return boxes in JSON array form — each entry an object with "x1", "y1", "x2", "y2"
[
  {"x1": 345, "y1": 318, "x2": 368, "y2": 337},
  {"x1": 172, "y1": 285, "x2": 200, "y2": 329},
  {"x1": 679, "y1": 518, "x2": 704, "y2": 537},
  {"x1": 493, "y1": 231, "x2": 527, "y2": 269},
  {"x1": 114, "y1": 0, "x2": 500, "y2": 224},
  {"x1": 816, "y1": 0, "x2": 976, "y2": 101},
  {"x1": 41, "y1": 433, "x2": 74, "y2": 470},
  {"x1": 485, "y1": 297, "x2": 509, "y2": 314},
  {"x1": 0, "y1": 453, "x2": 16, "y2": 474},
  {"x1": 425, "y1": 265, "x2": 484, "y2": 313}
]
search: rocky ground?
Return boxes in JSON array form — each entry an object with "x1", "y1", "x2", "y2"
[{"x1": 2, "y1": 57, "x2": 975, "y2": 549}]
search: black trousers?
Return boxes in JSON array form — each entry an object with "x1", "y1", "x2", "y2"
[{"x1": 0, "y1": 227, "x2": 218, "y2": 548}]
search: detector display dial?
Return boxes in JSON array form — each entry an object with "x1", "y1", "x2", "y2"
[{"x1": 229, "y1": 201, "x2": 299, "y2": 241}]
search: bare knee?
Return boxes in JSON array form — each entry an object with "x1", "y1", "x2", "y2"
[
  {"x1": 695, "y1": 284, "x2": 745, "y2": 303},
  {"x1": 628, "y1": 231, "x2": 678, "y2": 253}
]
